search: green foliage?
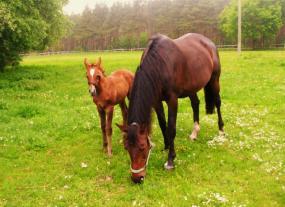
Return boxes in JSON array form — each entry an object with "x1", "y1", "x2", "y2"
[
  {"x1": 220, "y1": 0, "x2": 283, "y2": 48},
  {"x1": 0, "y1": 51, "x2": 284, "y2": 206},
  {"x1": 0, "y1": 0, "x2": 70, "y2": 71}
]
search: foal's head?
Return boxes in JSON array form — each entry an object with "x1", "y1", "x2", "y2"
[
  {"x1": 117, "y1": 123, "x2": 152, "y2": 184},
  {"x1": 84, "y1": 57, "x2": 105, "y2": 96}
]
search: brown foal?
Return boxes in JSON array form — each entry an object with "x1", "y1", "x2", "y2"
[{"x1": 84, "y1": 57, "x2": 134, "y2": 156}]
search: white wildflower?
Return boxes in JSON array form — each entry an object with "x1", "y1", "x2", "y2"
[
  {"x1": 213, "y1": 193, "x2": 228, "y2": 203},
  {"x1": 81, "y1": 162, "x2": 88, "y2": 168},
  {"x1": 252, "y1": 153, "x2": 263, "y2": 162},
  {"x1": 207, "y1": 134, "x2": 228, "y2": 148}
]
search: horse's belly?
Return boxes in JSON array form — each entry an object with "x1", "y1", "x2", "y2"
[{"x1": 174, "y1": 66, "x2": 212, "y2": 97}]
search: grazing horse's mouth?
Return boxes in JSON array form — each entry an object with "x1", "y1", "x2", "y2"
[{"x1": 130, "y1": 136, "x2": 153, "y2": 183}]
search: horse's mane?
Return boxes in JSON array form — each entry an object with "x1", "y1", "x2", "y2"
[{"x1": 127, "y1": 35, "x2": 171, "y2": 142}]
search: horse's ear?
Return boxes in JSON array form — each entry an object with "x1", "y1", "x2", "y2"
[
  {"x1": 84, "y1": 58, "x2": 89, "y2": 68},
  {"x1": 116, "y1": 123, "x2": 127, "y2": 133},
  {"x1": 97, "y1": 57, "x2": 102, "y2": 67}
]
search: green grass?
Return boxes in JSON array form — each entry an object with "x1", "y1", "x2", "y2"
[{"x1": 0, "y1": 51, "x2": 284, "y2": 207}]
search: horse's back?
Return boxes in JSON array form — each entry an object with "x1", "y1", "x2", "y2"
[
  {"x1": 173, "y1": 33, "x2": 220, "y2": 93},
  {"x1": 174, "y1": 33, "x2": 219, "y2": 71}
]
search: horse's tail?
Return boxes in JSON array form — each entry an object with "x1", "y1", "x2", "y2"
[{"x1": 204, "y1": 81, "x2": 215, "y2": 114}]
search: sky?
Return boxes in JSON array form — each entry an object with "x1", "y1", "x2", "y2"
[{"x1": 63, "y1": 0, "x2": 133, "y2": 15}]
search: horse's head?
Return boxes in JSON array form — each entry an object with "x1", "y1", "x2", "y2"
[
  {"x1": 117, "y1": 122, "x2": 152, "y2": 183},
  {"x1": 84, "y1": 57, "x2": 104, "y2": 96}
]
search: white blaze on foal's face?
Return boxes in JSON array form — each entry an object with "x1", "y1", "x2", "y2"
[
  {"x1": 88, "y1": 67, "x2": 97, "y2": 95},
  {"x1": 90, "y1": 68, "x2": 95, "y2": 78}
]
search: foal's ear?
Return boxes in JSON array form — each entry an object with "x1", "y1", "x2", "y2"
[
  {"x1": 84, "y1": 58, "x2": 89, "y2": 68},
  {"x1": 116, "y1": 123, "x2": 128, "y2": 133},
  {"x1": 97, "y1": 57, "x2": 102, "y2": 67}
]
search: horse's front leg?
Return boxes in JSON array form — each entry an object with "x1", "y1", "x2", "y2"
[
  {"x1": 97, "y1": 106, "x2": 107, "y2": 153},
  {"x1": 154, "y1": 101, "x2": 168, "y2": 150},
  {"x1": 106, "y1": 106, "x2": 114, "y2": 156},
  {"x1": 119, "y1": 100, "x2": 128, "y2": 127},
  {"x1": 164, "y1": 96, "x2": 178, "y2": 170}
]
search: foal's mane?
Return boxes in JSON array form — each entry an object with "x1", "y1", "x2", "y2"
[{"x1": 127, "y1": 35, "x2": 171, "y2": 142}]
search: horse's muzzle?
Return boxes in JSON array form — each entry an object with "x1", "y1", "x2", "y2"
[{"x1": 131, "y1": 175, "x2": 144, "y2": 184}]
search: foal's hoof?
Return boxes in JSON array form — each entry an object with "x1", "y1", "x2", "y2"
[
  {"x1": 164, "y1": 161, "x2": 174, "y2": 170},
  {"x1": 107, "y1": 150, "x2": 112, "y2": 157}
]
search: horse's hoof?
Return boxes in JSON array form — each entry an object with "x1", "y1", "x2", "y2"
[
  {"x1": 189, "y1": 134, "x2": 197, "y2": 141},
  {"x1": 219, "y1": 130, "x2": 225, "y2": 136},
  {"x1": 164, "y1": 162, "x2": 174, "y2": 170}
]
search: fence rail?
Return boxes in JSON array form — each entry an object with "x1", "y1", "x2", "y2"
[{"x1": 22, "y1": 44, "x2": 285, "y2": 56}]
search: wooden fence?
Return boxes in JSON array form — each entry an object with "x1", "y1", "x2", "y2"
[{"x1": 22, "y1": 44, "x2": 284, "y2": 56}]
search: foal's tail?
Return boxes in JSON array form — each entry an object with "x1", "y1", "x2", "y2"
[{"x1": 204, "y1": 81, "x2": 215, "y2": 114}]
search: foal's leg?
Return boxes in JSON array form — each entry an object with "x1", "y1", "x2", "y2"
[
  {"x1": 119, "y1": 99, "x2": 128, "y2": 127},
  {"x1": 164, "y1": 96, "x2": 178, "y2": 170},
  {"x1": 106, "y1": 106, "x2": 114, "y2": 156},
  {"x1": 189, "y1": 94, "x2": 200, "y2": 140},
  {"x1": 154, "y1": 101, "x2": 168, "y2": 149},
  {"x1": 97, "y1": 106, "x2": 107, "y2": 152}
]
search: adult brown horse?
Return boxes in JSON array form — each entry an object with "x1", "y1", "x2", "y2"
[
  {"x1": 117, "y1": 33, "x2": 224, "y2": 183},
  {"x1": 84, "y1": 57, "x2": 134, "y2": 156}
]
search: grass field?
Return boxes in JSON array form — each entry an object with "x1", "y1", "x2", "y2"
[{"x1": 0, "y1": 51, "x2": 284, "y2": 207}]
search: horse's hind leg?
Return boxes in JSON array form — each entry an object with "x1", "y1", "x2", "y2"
[
  {"x1": 97, "y1": 106, "x2": 107, "y2": 153},
  {"x1": 106, "y1": 106, "x2": 114, "y2": 156},
  {"x1": 216, "y1": 93, "x2": 224, "y2": 134},
  {"x1": 119, "y1": 100, "x2": 128, "y2": 127},
  {"x1": 209, "y1": 79, "x2": 224, "y2": 134},
  {"x1": 189, "y1": 93, "x2": 200, "y2": 140}
]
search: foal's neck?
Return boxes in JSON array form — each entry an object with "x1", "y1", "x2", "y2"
[{"x1": 97, "y1": 74, "x2": 112, "y2": 96}]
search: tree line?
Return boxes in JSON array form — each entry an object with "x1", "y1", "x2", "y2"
[
  {"x1": 1, "y1": 0, "x2": 284, "y2": 70},
  {"x1": 57, "y1": 0, "x2": 285, "y2": 51}
]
